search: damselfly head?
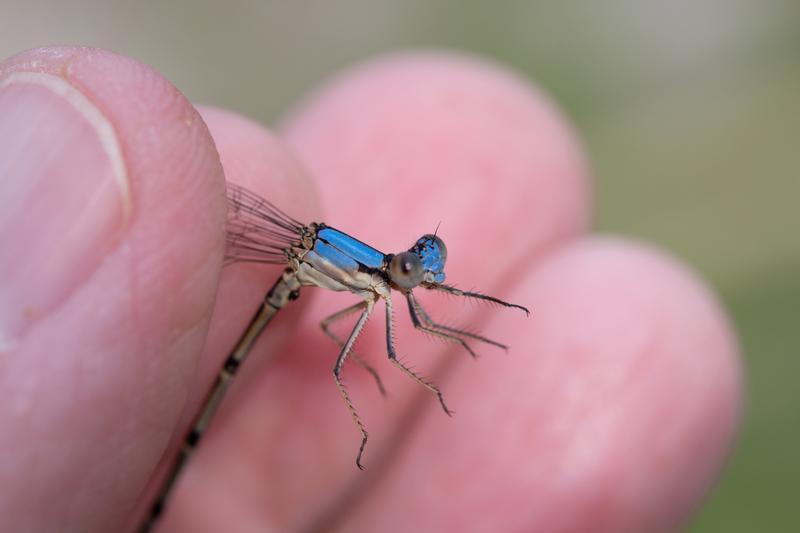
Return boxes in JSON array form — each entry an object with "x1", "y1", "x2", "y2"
[{"x1": 388, "y1": 234, "x2": 448, "y2": 289}]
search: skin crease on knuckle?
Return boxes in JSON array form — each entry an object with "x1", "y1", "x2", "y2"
[{"x1": 0, "y1": 47, "x2": 740, "y2": 533}]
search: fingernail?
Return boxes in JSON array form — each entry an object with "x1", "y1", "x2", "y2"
[{"x1": 0, "y1": 72, "x2": 130, "y2": 349}]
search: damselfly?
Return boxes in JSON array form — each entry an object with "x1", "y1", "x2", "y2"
[{"x1": 140, "y1": 183, "x2": 529, "y2": 531}]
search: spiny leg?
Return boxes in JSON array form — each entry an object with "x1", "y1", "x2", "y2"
[
  {"x1": 426, "y1": 283, "x2": 530, "y2": 315},
  {"x1": 406, "y1": 292, "x2": 479, "y2": 358},
  {"x1": 333, "y1": 299, "x2": 374, "y2": 470},
  {"x1": 385, "y1": 294, "x2": 453, "y2": 416},
  {"x1": 321, "y1": 301, "x2": 386, "y2": 396},
  {"x1": 407, "y1": 291, "x2": 509, "y2": 352}
]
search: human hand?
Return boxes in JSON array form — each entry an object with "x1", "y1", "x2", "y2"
[{"x1": 0, "y1": 47, "x2": 741, "y2": 532}]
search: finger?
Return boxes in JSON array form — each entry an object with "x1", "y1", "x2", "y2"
[
  {"x1": 340, "y1": 237, "x2": 741, "y2": 533},
  {"x1": 164, "y1": 52, "x2": 592, "y2": 532},
  {"x1": 185, "y1": 105, "x2": 322, "y2": 402},
  {"x1": 191, "y1": 105, "x2": 321, "y2": 364},
  {"x1": 153, "y1": 106, "x2": 321, "y2": 530},
  {"x1": 0, "y1": 47, "x2": 226, "y2": 533},
  {"x1": 281, "y1": 54, "x2": 588, "y2": 468},
  {"x1": 282, "y1": 51, "x2": 590, "y2": 283},
  {"x1": 279, "y1": 52, "x2": 589, "y2": 418}
]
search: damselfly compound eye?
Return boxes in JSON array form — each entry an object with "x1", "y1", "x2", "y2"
[
  {"x1": 411, "y1": 234, "x2": 448, "y2": 283},
  {"x1": 429, "y1": 235, "x2": 447, "y2": 263},
  {"x1": 390, "y1": 251, "x2": 424, "y2": 289}
]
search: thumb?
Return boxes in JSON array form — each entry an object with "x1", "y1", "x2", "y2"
[{"x1": 0, "y1": 47, "x2": 225, "y2": 533}]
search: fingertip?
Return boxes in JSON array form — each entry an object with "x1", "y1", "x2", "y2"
[
  {"x1": 340, "y1": 236, "x2": 741, "y2": 532},
  {"x1": 0, "y1": 46, "x2": 226, "y2": 531},
  {"x1": 196, "y1": 104, "x2": 321, "y2": 331},
  {"x1": 278, "y1": 54, "x2": 593, "y2": 428},
  {"x1": 524, "y1": 237, "x2": 742, "y2": 530},
  {"x1": 403, "y1": 236, "x2": 741, "y2": 532},
  {"x1": 282, "y1": 50, "x2": 590, "y2": 277},
  {"x1": 156, "y1": 106, "x2": 327, "y2": 531},
  {"x1": 514, "y1": 236, "x2": 743, "y2": 427},
  {"x1": 190, "y1": 105, "x2": 322, "y2": 382},
  {"x1": 198, "y1": 105, "x2": 321, "y2": 223},
  {"x1": 1, "y1": 46, "x2": 228, "y2": 325}
]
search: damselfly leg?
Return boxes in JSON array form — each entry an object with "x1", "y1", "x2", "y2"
[
  {"x1": 384, "y1": 294, "x2": 453, "y2": 417},
  {"x1": 321, "y1": 301, "x2": 387, "y2": 396},
  {"x1": 332, "y1": 299, "x2": 375, "y2": 470}
]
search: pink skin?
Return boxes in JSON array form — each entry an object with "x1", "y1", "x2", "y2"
[{"x1": 0, "y1": 47, "x2": 741, "y2": 533}]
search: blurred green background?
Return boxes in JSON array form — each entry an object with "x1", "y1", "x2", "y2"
[{"x1": 1, "y1": 1, "x2": 797, "y2": 531}]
